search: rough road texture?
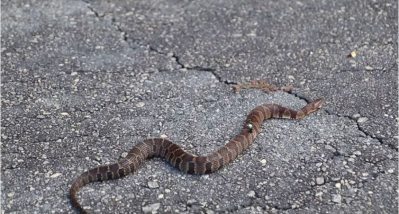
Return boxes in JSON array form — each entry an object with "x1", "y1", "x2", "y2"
[
  {"x1": 1, "y1": 0, "x2": 397, "y2": 213},
  {"x1": 69, "y1": 97, "x2": 324, "y2": 213}
]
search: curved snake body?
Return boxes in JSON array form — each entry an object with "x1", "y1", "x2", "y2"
[{"x1": 70, "y1": 98, "x2": 324, "y2": 213}]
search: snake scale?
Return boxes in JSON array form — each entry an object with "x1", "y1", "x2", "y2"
[{"x1": 69, "y1": 85, "x2": 324, "y2": 213}]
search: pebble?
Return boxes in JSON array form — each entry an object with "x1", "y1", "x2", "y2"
[
  {"x1": 148, "y1": 181, "x2": 159, "y2": 189},
  {"x1": 136, "y1": 102, "x2": 145, "y2": 108},
  {"x1": 204, "y1": 95, "x2": 217, "y2": 102},
  {"x1": 332, "y1": 194, "x2": 342, "y2": 203},
  {"x1": 142, "y1": 203, "x2": 161, "y2": 213},
  {"x1": 357, "y1": 117, "x2": 368, "y2": 123},
  {"x1": 316, "y1": 177, "x2": 325, "y2": 185},
  {"x1": 335, "y1": 183, "x2": 341, "y2": 189},
  {"x1": 205, "y1": 209, "x2": 215, "y2": 214},
  {"x1": 160, "y1": 134, "x2": 168, "y2": 138},
  {"x1": 36, "y1": 115, "x2": 46, "y2": 119},
  {"x1": 260, "y1": 159, "x2": 267, "y2": 166},
  {"x1": 349, "y1": 51, "x2": 357, "y2": 58},
  {"x1": 365, "y1": 66, "x2": 373, "y2": 70},
  {"x1": 60, "y1": 112, "x2": 70, "y2": 116},
  {"x1": 387, "y1": 169, "x2": 394, "y2": 173},
  {"x1": 353, "y1": 151, "x2": 361, "y2": 156},
  {"x1": 187, "y1": 199, "x2": 196, "y2": 205},
  {"x1": 352, "y1": 113, "x2": 361, "y2": 118},
  {"x1": 50, "y1": 172, "x2": 62, "y2": 178},
  {"x1": 247, "y1": 190, "x2": 256, "y2": 198},
  {"x1": 325, "y1": 145, "x2": 336, "y2": 152},
  {"x1": 121, "y1": 152, "x2": 128, "y2": 158}
]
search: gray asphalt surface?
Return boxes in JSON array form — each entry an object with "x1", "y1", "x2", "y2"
[{"x1": 1, "y1": 0, "x2": 397, "y2": 213}]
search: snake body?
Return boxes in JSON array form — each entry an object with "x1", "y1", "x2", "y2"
[{"x1": 70, "y1": 98, "x2": 324, "y2": 213}]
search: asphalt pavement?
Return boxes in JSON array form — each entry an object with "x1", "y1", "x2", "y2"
[{"x1": 1, "y1": 0, "x2": 397, "y2": 213}]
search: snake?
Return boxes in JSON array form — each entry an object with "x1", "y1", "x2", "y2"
[{"x1": 69, "y1": 90, "x2": 324, "y2": 213}]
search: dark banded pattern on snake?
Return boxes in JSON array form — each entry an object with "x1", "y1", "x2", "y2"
[{"x1": 69, "y1": 98, "x2": 324, "y2": 213}]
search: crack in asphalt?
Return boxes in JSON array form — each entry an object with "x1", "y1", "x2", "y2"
[
  {"x1": 73, "y1": 2, "x2": 397, "y2": 212},
  {"x1": 170, "y1": 53, "x2": 234, "y2": 85},
  {"x1": 150, "y1": 45, "x2": 236, "y2": 85},
  {"x1": 286, "y1": 90, "x2": 313, "y2": 103},
  {"x1": 87, "y1": 5, "x2": 104, "y2": 18},
  {"x1": 324, "y1": 109, "x2": 398, "y2": 152},
  {"x1": 84, "y1": 2, "x2": 235, "y2": 86}
]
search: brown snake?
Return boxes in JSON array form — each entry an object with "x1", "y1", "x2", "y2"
[{"x1": 69, "y1": 85, "x2": 324, "y2": 213}]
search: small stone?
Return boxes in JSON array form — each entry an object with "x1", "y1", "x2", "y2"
[
  {"x1": 71, "y1": 72, "x2": 78, "y2": 76},
  {"x1": 148, "y1": 181, "x2": 159, "y2": 189},
  {"x1": 136, "y1": 102, "x2": 145, "y2": 108},
  {"x1": 325, "y1": 145, "x2": 336, "y2": 152},
  {"x1": 158, "y1": 194, "x2": 164, "y2": 199},
  {"x1": 387, "y1": 169, "x2": 394, "y2": 173},
  {"x1": 187, "y1": 199, "x2": 196, "y2": 205},
  {"x1": 120, "y1": 152, "x2": 128, "y2": 158},
  {"x1": 50, "y1": 172, "x2": 62, "y2": 178},
  {"x1": 165, "y1": 189, "x2": 171, "y2": 193},
  {"x1": 260, "y1": 159, "x2": 267, "y2": 166},
  {"x1": 7, "y1": 192, "x2": 15, "y2": 197},
  {"x1": 247, "y1": 190, "x2": 256, "y2": 198},
  {"x1": 335, "y1": 183, "x2": 341, "y2": 189},
  {"x1": 365, "y1": 66, "x2": 373, "y2": 71},
  {"x1": 142, "y1": 203, "x2": 161, "y2": 213},
  {"x1": 160, "y1": 134, "x2": 168, "y2": 138},
  {"x1": 349, "y1": 51, "x2": 357, "y2": 58},
  {"x1": 353, "y1": 151, "x2": 361, "y2": 156},
  {"x1": 36, "y1": 115, "x2": 46, "y2": 119},
  {"x1": 352, "y1": 113, "x2": 361, "y2": 118},
  {"x1": 205, "y1": 209, "x2": 215, "y2": 214},
  {"x1": 357, "y1": 117, "x2": 368, "y2": 123},
  {"x1": 60, "y1": 112, "x2": 70, "y2": 116},
  {"x1": 348, "y1": 157, "x2": 355, "y2": 162},
  {"x1": 316, "y1": 177, "x2": 325, "y2": 185},
  {"x1": 204, "y1": 95, "x2": 217, "y2": 102},
  {"x1": 332, "y1": 194, "x2": 342, "y2": 203}
]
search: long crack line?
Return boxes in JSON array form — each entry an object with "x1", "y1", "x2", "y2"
[{"x1": 324, "y1": 109, "x2": 398, "y2": 152}]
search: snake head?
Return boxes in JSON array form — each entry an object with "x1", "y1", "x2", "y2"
[
  {"x1": 307, "y1": 98, "x2": 324, "y2": 114},
  {"x1": 312, "y1": 98, "x2": 324, "y2": 108}
]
